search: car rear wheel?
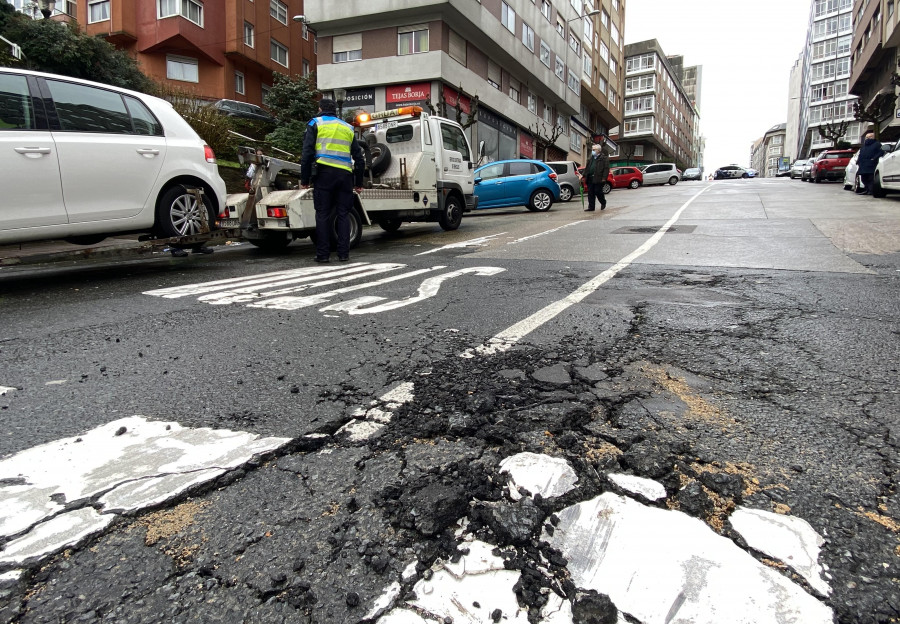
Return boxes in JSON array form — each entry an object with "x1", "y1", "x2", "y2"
[
  {"x1": 668, "y1": 176, "x2": 678, "y2": 185},
  {"x1": 873, "y1": 174, "x2": 887, "y2": 198},
  {"x1": 558, "y1": 185, "x2": 574, "y2": 202},
  {"x1": 601, "y1": 182, "x2": 612, "y2": 195},
  {"x1": 629, "y1": 179, "x2": 640, "y2": 189},
  {"x1": 155, "y1": 185, "x2": 215, "y2": 238},
  {"x1": 814, "y1": 173, "x2": 822, "y2": 183},
  {"x1": 741, "y1": 173, "x2": 749, "y2": 179},
  {"x1": 529, "y1": 189, "x2": 553, "y2": 212}
]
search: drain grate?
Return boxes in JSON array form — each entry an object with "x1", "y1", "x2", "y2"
[{"x1": 612, "y1": 225, "x2": 697, "y2": 234}]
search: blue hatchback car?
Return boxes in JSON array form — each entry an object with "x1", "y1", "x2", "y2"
[{"x1": 473, "y1": 159, "x2": 561, "y2": 212}]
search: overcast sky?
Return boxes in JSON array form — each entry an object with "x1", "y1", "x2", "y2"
[{"x1": 624, "y1": 0, "x2": 812, "y2": 171}]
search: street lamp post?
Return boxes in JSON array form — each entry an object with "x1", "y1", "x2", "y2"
[{"x1": 333, "y1": 88, "x2": 347, "y2": 119}]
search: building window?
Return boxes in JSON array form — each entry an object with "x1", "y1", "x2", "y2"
[
  {"x1": 488, "y1": 60, "x2": 501, "y2": 89},
  {"x1": 541, "y1": 0, "x2": 551, "y2": 20},
  {"x1": 611, "y1": 0, "x2": 618, "y2": 10},
  {"x1": 269, "y1": 0, "x2": 287, "y2": 24},
  {"x1": 609, "y1": 57, "x2": 617, "y2": 75},
  {"x1": 600, "y1": 9, "x2": 609, "y2": 28},
  {"x1": 567, "y1": 69, "x2": 580, "y2": 95},
  {"x1": 302, "y1": 24, "x2": 309, "y2": 40},
  {"x1": 522, "y1": 22, "x2": 534, "y2": 51},
  {"x1": 166, "y1": 55, "x2": 199, "y2": 82},
  {"x1": 555, "y1": 57, "x2": 564, "y2": 81},
  {"x1": 235, "y1": 71, "x2": 245, "y2": 95},
  {"x1": 543, "y1": 104, "x2": 552, "y2": 124},
  {"x1": 634, "y1": 145, "x2": 644, "y2": 157},
  {"x1": 244, "y1": 22, "x2": 254, "y2": 47},
  {"x1": 509, "y1": 78, "x2": 520, "y2": 103},
  {"x1": 87, "y1": 0, "x2": 109, "y2": 23},
  {"x1": 270, "y1": 39, "x2": 288, "y2": 67},
  {"x1": 569, "y1": 131, "x2": 582, "y2": 152},
  {"x1": 261, "y1": 84, "x2": 270, "y2": 103},
  {"x1": 597, "y1": 75, "x2": 606, "y2": 94},
  {"x1": 398, "y1": 26, "x2": 428, "y2": 55},
  {"x1": 626, "y1": 53, "x2": 655, "y2": 73},
  {"x1": 599, "y1": 41, "x2": 609, "y2": 63},
  {"x1": 302, "y1": 59, "x2": 310, "y2": 76},
  {"x1": 568, "y1": 32, "x2": 580, "y2": 54},
  {"x1": 583, "y1": 52, "x2": 592, "y2": 77},
  {"x1": 610, "y1": 22, "x2": 619, "y2": 48},
  {"x1": 158, "y1": 0, "x2": 203, "y2": 26},
  {"x1": 501, "y1": 2, "x2": 515, "y2": 32},
  {"x1": 540, "y1": 41, "x2": 551, "y2": 67},
  {"x1": 334, "y1": 33, "x2": 363, "y2": 62},
  {"x1": 527, "y1": 92, "x2": 536, "y2": 114},
  {"x1": 556, "y1": 14, "x2": 565, "y2": 37},
  {"x1": 449, "y1": 29, "x2": 467, "y2": 65}
]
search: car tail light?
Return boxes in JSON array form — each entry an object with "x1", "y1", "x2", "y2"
[
  {"x1": 217, "y1": 207, "x2": 229, "y2": 219},
  {"x1": 204, "y1": 144, "x2": 216, "y2": 163},
  {"x1": 267, "y1": 206, "x2": 287, "y2": 218},
  {"x1": 548, "y1": 172, "x2": 558, "y2": 180}
]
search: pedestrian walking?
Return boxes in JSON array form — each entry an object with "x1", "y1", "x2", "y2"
[
  {"x1": 301, "y1": 98, "x2": 365, "y2": 262},
  {"x1": 580, "y1": 144, "x2": 610, "y2": 211},
  {"x1": 856, "y1": 131, "x2": 884, "y2": 196}
]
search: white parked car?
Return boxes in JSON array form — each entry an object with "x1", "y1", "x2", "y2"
[
  {"x1": 872, "y1": 144, "x2": 900, "y2": 197},
  {"x1": 0, "y1": 68, "x2": 226, "y2": 245},
  {"x1": 844, "y1": 142, "x2": 895, "y2": 192},
  {"x1": 640, "y1": 163, "x2": 681, "y2": 186},
  {"x1": 790, "y1": 159, "x2": 809, "y2": 179}
]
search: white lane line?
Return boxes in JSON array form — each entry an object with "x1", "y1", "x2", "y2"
[
  {"x1": 247, "y1": 266, "x2": 447, "y2": 310},
  {"x1": 0, "y1": 386, "x2": 15, "y2": 395},
  {"x1": 416, "y1": 233, "x2": 507, "y2": 256},
  {"x1": 143, "y1": 263, "x2": 365, "y2": 298},
  {"x1": 507, "y1": 221, "x2": 586, "y2": 245},
  {"x1": 463, "y1": 186, "x2": 710, "y2": 357}
]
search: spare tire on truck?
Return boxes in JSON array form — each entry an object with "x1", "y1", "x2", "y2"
[{"x1": 368, "y1": 143, "x2": 391, "y2": 176}]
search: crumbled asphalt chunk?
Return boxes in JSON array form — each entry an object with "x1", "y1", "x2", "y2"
[
  {"x1": 474, "y1": 497, "x2": 546, "y2": 545},
  {"x1": 398, "y1": 482, "x2": 469, "y2": 536},
  {"x1": 698, "y1": 470, "x2": 744, "y2": 500},
  {"x1": 620, "y1": 441, "x2": 673, "y2": 479},
  {"x1": 490, "y1": 607, "x2": 503, "y2": 622},
  {"x1": 532, "y1": 363, "x2": 571, "y2": 385},
  {"x1": 673, "y1": 481, "x2": 714, "y2": 518},
  {"x1": 114, "y1": 426, "x2": 127, "y2": 436},
  {"x1": 571, "y1": 590, "x2": 619, "y2": 624}
]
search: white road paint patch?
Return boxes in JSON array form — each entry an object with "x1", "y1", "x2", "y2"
[
  {"x1": 499, "y1": 452, "x2": 578, "y2": 501},
  {"x1": 247, "y1": 266, "x2": 441, "y2": 311},
  {"x1": 507, "y1": 221, "x2": 586, "y2": 245},
  {"x1": 0, "y1": 386, "x2": 15, "y2": 395},
  {"x1": 365, "y1": 581, "x2": 402, "y2": 621},
  {"x1": 44, "y1": 380, "x2": 67, "y2": 386},
  {"x1": 378, "y1": 540, "x2": 527, "y2": 622},
  {"x1": 320, "y1": 267, "x2": 505, "y2": 315},
  {"x1": 543, "y1": 493, "x2": 833, "y2": 624},
  {"x1": 0, "y1": 416, "x2": 290, "y2": 567},
  {"x1": 730, "y1": 507, "x2": 831, "y2": 596},
  {"x1": 415, "y1": 233, "x2": 507, "y2": 256},
  {"x1": 0, "y1": 508, "x2": 114, "y2": 567},
  {"x1": 0, "y1": 569, "x2": 23, "y2": 586},
  {"x1": 462, "y1": 186, "x2": 710, "y2": 358},
  {"x1": 340, "y1": 382, "x2": 416, "y2": 442},
  {"x1": 336, "y1": 420, "x2": 385, "y2": 441},
  {"x1": 607, "y1": 473, "x2": 667, "y2": 501}
]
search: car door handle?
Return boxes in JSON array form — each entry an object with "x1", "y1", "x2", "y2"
[
  {"x1": 14, "y1": 147, "x2": 51, "y2": 155},
  {"x1": 136, "y1": 148, "x2": 160, "y2": 156}
]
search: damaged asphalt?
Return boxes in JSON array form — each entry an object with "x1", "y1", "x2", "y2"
[{"x1": 1, "y1": 252, "x2": 897, "y2": 624}]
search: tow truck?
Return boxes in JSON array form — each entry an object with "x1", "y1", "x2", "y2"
[{"x1": 217, "y1": 106, "x2": 480, "y2": 251}]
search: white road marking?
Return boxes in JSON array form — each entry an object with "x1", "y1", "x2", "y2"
[
  {"x1": 415, "y1": 233, "x2": 507, "y2": 255},
  {"x1": 0, "y1": 416, "x2": 290, "y2": 567},
  {"x1": 507, "y1": 221, "x2": 586, "y2": 245},
  {"x1": 463, "y1": 186, "x2": 710, "y2": 357},
  {"x1": 338, "y1": 381, "x2": 416, "y2": 440},
  {"x1": 320, "y1": 267, "x2": 505, "y2": 315},
  {"x1": 0, "y1": 386, "x2": 15, "y2": 395},
  {"x1": 248, "y1": 266, "x2": 445, "y2": 310}
]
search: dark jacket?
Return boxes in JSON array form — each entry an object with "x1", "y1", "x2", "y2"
[
  {"x1": 300, "y1": 115, "x2": 365, "y2": 186},
  {"x1": 857, "y1": 138, "x2": 885, "y2": 175},
  {"x1": 583, "y1": 151, "x2": 610, "y2": 183}
]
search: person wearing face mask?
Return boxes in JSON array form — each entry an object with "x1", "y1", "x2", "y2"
[{"x1": 580, "y1": 144, "x2": 610, "y2": 211}]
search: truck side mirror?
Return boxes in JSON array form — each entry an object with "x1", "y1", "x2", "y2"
[
  {"x1": 478, "y1": 141, "x2": 486, "y2": 158},
  {"x1": 468, "y1": 161, "x2": 474, "y2": 169}
]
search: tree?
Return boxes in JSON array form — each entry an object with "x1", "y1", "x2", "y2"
[
  {"x1": 817, "y1": 119, "x2": 851, "y2": 148},
  {"x1": 853, "y1": 89, "x2": 899, "y2": 140},
  {"x1": 425, "y1": 85, "x2": 480, "y2": 130},
  {"x1": 529, "y1": 121, "x2": 564, "y2": 161},
  {"x1": 0, "y1": 6, "x2": 151, "y2": 92},
  {"x1": 262, "y1": 72, "x2": 319, "y2": 157}
]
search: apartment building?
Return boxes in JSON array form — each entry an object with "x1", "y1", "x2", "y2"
[
  {"x1": 39, "y1": 0, "x2": 316, "y2": 108},
  {"x1": 610, "y1": 39, "x2": 700, "y2": 170},
  {"x1": 785, "y1": 53, "x2": 803, "y2": 162},
  {"x1": 304, "y1": 0, "x2": 625, "y2": 165},
  {"x1": 750, "y1": 123, "x2": 787, "y2": 178},
  {"x1": 796, "y1": 0, "x2": 860, "y2": 159},
  {"x1": 848, "y1": 0, "x2": 900, "y2": 140}
]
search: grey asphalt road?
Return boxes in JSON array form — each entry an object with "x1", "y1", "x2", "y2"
[{"x1": 0, "y1": 177, "x2": 898, "y2": 623}]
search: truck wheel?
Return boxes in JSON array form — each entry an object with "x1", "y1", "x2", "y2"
[
  {"x1": 309, "y1": 208, "x2": 364, "y2": 250},
  {"x1": 156, "y1": 185, "x2": 214, "y2": 237},
  {"x1": 438, "y1": 195, "x2": 463, "y2": 231},
  {"x1": 558, "y1": 185, "x2": 573, "y2": 202},
  {"x1": 529, "y1": 189, "x2": 553, "y2": 212},
  {"x1": 369, "y1": 143, "x2": 391, "y2": 176},
  {"x1": 379, "y1": 218, "x2": 403, "y2": 232},
  {"x1": 248, "y1": 235, "x2": 292, "y2": 251},
  {"x1": 602, "y1": 182, "x2": 613, "y2": 195}
]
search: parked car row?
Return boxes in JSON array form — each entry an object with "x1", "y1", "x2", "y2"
[{"x1": 788, "y1": 141, "x2": 900, "y2": 199}]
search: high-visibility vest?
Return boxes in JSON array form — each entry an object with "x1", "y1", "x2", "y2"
[{"x1": 312, "y1": 115, "x2": 353, "y2": 172}]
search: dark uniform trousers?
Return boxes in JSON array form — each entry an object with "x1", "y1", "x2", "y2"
[{"x1": 313, "y1": 164, "x2": 353, "y2": 259}]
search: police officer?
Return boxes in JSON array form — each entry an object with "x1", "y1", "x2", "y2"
[{"x1": 300, "y1": 99, "x2": 365, "y2": 262}]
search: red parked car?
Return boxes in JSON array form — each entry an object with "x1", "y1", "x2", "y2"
[
  {"x1": 577, "y1": 166, "x2": 615, "y2": 193},
  {"x1": 577, "y1": 166, "x2": 644, "y2": 194},
  {"x1": 809, "y1": 149, "x2": 855, "y2": 183}
]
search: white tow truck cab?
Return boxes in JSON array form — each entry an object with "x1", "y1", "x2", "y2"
[{"x1": 218, "y1": 106, "x2": 478, "y2": 251}]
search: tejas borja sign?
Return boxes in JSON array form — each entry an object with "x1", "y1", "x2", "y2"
[{"x1": 386, "y1": 82, "x2": 431, "y2": 108}]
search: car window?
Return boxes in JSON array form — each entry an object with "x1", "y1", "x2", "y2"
[
  {"x1": 548, "y1": 163, "x2": 566, "y2": 175},
  {"x1": 47, "y1": 79, "x2": 132, "y2": 134},
  {"x1": 531, "y1": 163, "x2": 545, "y2": 174},
  {"x1": 645, "y1": 165, "x2": 660, "y2": 173},
  {"x1": 440, "y1": 123, "x2": 470, "y2": 161},
  {"x1": 478, "y1": 163, "x2": 504, "y2": 180},
  {"x1": 124, "y1": 96, "x2": 163, "y2": 136},
  {"x1": 386, "y1": 125, "x2": 414, "y2": 144},
  {"x1": 508, "y1": 161, "x2": 532, "y2": 176},
  {"x1": 0, "y1": 73, "x2": 34, "y2": 130}
]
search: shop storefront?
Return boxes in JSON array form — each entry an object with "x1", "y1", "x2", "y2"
[{"x1": 385, "y1": 82, "x2": 431, "y2": 110}]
